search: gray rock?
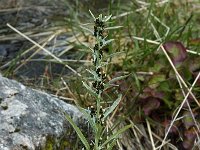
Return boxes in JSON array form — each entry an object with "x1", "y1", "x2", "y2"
[{"x1": 0, "y1": 76, "x2": 86, "y2": 150}]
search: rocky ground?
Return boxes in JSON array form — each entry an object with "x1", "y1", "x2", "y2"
[{"x1": 0, "y1": 75, "x2": 88, "y2": 149}]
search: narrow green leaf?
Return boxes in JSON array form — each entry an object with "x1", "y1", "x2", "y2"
[
  {"x1": 101, "y1": 124, "x2": 132, "y2": 148},
  {"x1": 99, "y1": 14, "x2": 103, "y2": 21},
  {"x1": 103, "y1": 39, "x2": 114, "y2": 46},
  {"x1": 86, "y1": 69, "x2": 100, "y2": 80},
  {"x1": 103, "y1": 94, "x2": 122, "y2": 120},
  {"x1": 78, "y1": 106, "x2": 96, "y2": 132},
  {"x1": 82, "y1": 43, "x2": 93, "y2": 52},
  {"x1": 105, "y1": 26, "x2": 123, "y2": 30},
  {"x1": 65, "y1": 113, "x2": 90, "y2": 150},
  {"x1": 87, "y1": 77, "x2": 96, "y2": 81},
  {"x1": 103, "y1": 83, "x2": 118, "y2": 91},
  {"x1": 103, "y1": 15, "x2": 112, "y2": 22},
  {"x1": 80, "y1": 25, "x2": 93, "y2": 34},
  {"x1": 82, "y1": 81, "x2": 97, "y2": 97},
  {"x1": 108, "y1": 74, "x2": 129, "y2": 84},
  {"x1": 89, "y1": 10, "x2": 96, "y2": 20},
  {"x1": 132, "y1": 73, "x2": 141, "y2": 90}
]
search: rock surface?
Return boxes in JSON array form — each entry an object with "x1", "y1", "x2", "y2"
[{"x1": 0, "y1": 76, "x2": 86, "y2": 150}]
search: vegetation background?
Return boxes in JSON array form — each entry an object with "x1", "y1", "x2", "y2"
[{"x1": 0, "y1": 0, "x2": 200, "y2": 149}]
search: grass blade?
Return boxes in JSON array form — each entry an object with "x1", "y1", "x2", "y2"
[
  {"x1": 86, "y1": 69, "x2": 100, "y2": 80},
  {"x1": 65, "y1": 113, "x2": 90, "y2": 150},
  {"x1": 105, "y1": 26, "x2": 123, "y2": 30},
  {"x1": 103, "y1": 15, "x2": 112, "y2": 22},
  {"x1": 78, "y1": 106, "x2": 96, "y2": 132},
  {"x1": 89, "y1": 10, "x2": 96, "y2": 20},
  {"x1": 101, "y1": 124, "x2": 132, "y2": 148},
  {"x1": 80, "y1": 25, "x2": 93, "y2": 34},
  {"x1": 103, "y1": 39, "x2": 114, "y2": 46},
  {"x1": 103, "y1": 94, "x2": 122, "y2": 120},
  {"x1": 108, "y1": 74, "x2": 129, "y2": 84},
  {"x1": 82, "y1": 81, "x2": 98, "y2": 97}
]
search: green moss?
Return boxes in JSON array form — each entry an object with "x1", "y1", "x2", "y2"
[
  {"x1": 43, "y1": 129, "x2": 75, "y2": 150},
  {"x1": 14, "y1": 127, "x2": 21, "y2": 133},
  {"x1": 44, "y1": 135, "x2": 55, "y2": 150},
  {"x1": 41, "y1": 123, "x2": 86, "y2": 150},
  {"x1": 59, "y1": 127, "x2": 75, "y2": 150},
  {"x1": 60, "y1": 140, "x2": 70, "y2": 150}
]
